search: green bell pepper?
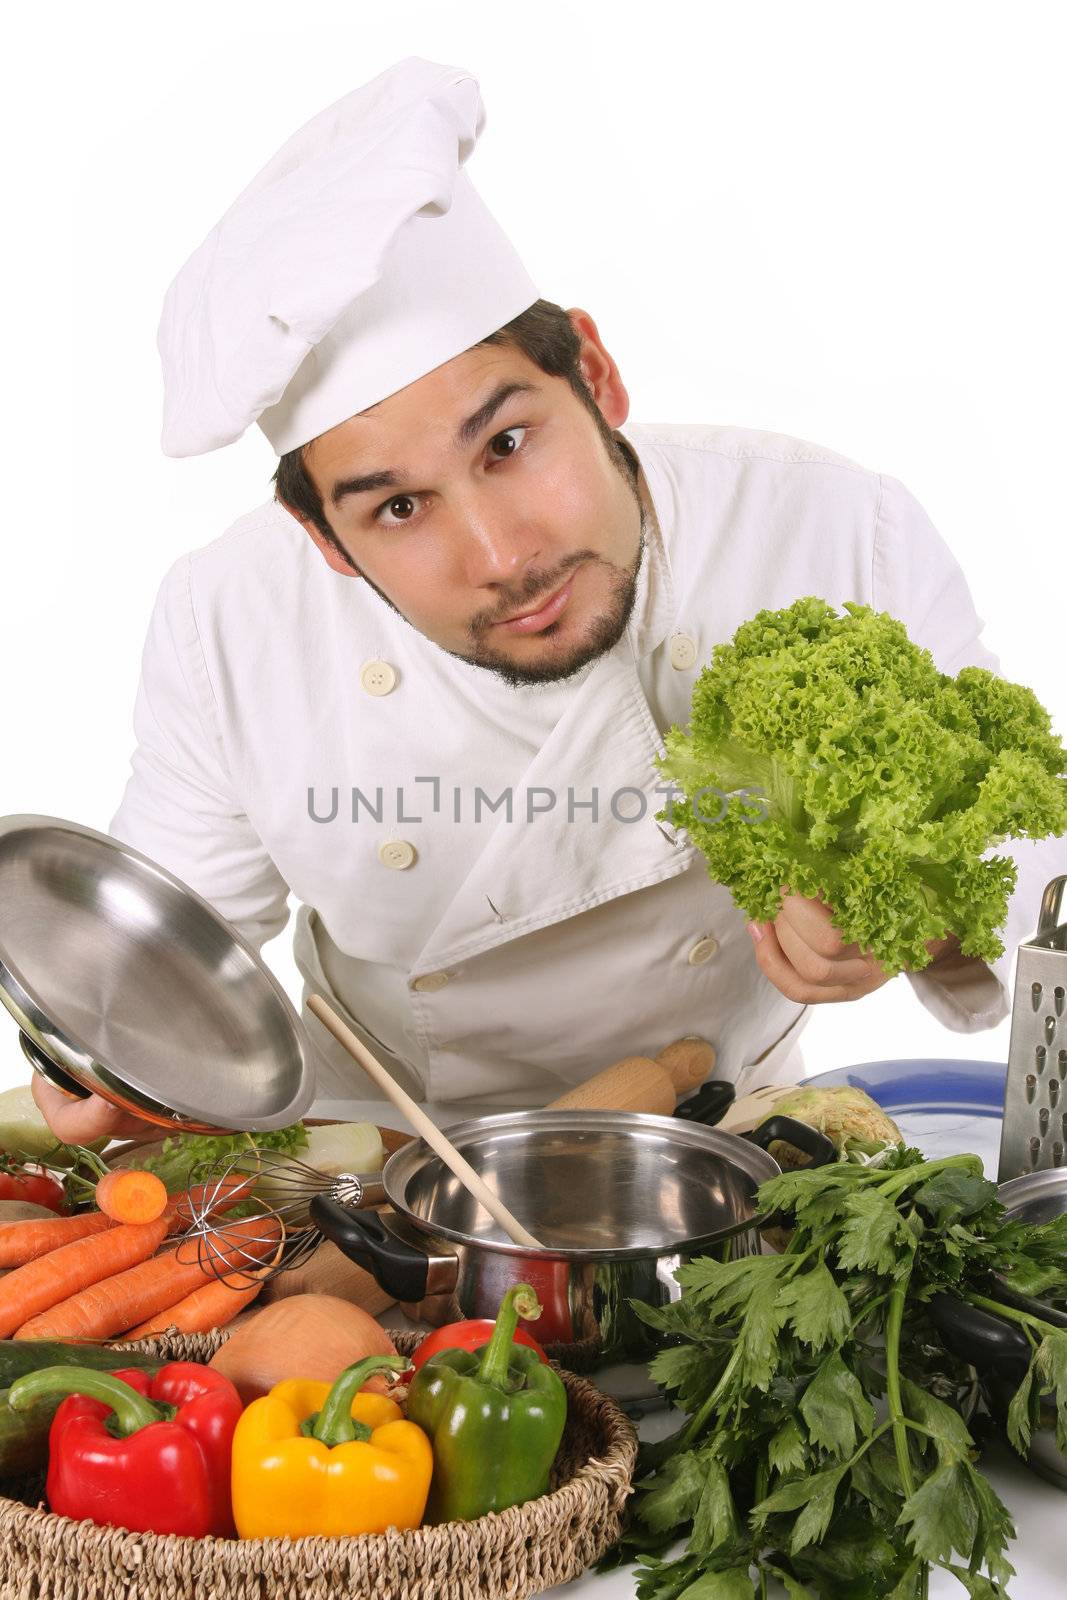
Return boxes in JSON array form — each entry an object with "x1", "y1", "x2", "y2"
[{"x1": 406, "y1": 1283, "x2": 567, "y2": 1522}]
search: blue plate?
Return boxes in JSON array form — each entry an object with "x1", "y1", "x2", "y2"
[
  {"x1": 803, "y1": 1058, "x2": 1009, "y2": 1174},
  {"x1": 804, "y1": 1057, "x2": 1007, "y2": 1115}
]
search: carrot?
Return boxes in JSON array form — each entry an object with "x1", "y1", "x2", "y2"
[
  {"x1": 125, "y1": 1264, "x2": 273, "y2": 1338},
  {"x1": 0, "y1": 1172, "x2": 248, "y2": 1274},
  {"x1": 95, "y1": 1169, "x2": 168, "y2": 1225},
  {"x1": 0, "y1": 1210, "x2": 116, "y2": 1270},
  {"x1": 0, "y1": 1214, "x2": 175, "y2": 1338},
  {"x1": 125, "y1": 1229, "x2": 286, "y2": 1338},
  {"x1": 14, "y1": 1213, "x2": 283, "y2": 1341},
  {"x1": 0, "y1": 1171, "x2": 246, "y2": 1273},
  {"x1": 167, "y1": 1175, "x2": 258, "y2": 1225}
]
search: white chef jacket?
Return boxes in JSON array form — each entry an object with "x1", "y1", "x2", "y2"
[{"x1": 109, "y1": 422, "x2": 1065, "y2": 1123}]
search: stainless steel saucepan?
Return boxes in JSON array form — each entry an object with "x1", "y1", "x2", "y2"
[
  {"x1": 0, "y1": 814, "x2": 315, "y2": 1133},
  {"x1": 312, "y1": 1107, "x2": 834, "y2": 1407},
  {"x1": 930, "y1": 1167, "x2": 1067, "y2": 1490}
]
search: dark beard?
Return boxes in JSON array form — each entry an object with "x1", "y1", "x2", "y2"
[{"x1": 456, "y1": 523, "x2": 646, "y2": 687}]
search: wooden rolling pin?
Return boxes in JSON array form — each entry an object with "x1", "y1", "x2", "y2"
[
  {"x1": 354, "y1": 1037, "x2": 718, "y2": 1136},
  {"x1": 318, "y1": 1037, "x2": 718, "y2": 1158},
  {"x1": 547, "y1": 1037, "x2": 716, "y2": 1115}
]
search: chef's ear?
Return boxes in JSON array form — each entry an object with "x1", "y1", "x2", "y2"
[
  {"x1": 278, "y1": 498, "x2": 362, "y2": 578},
  {"x1": 566, "y1": 307, "x2": 630, "y2": 429}
]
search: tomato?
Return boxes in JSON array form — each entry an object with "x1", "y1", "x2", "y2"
[
  {"x1": 0, "y1": 1164, "x2": 68, "y2": 1213},
  {"x1": 409, "y1": 1318, "x2": 549, "y2": 1371}
]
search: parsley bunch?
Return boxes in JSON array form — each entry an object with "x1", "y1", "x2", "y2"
[
  {"x1": 656, "y1": 597, "x2": 1067, "y2": 975},
  {"x1": 613, "y1": 1147, "x2": 1067, "y2": 1598}
]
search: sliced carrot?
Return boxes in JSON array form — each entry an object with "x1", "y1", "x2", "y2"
[
  {"x1": 0, "y1": 1211, "x2": 116, "y2": 1270},
  {"x1": 95, "y1": 1170, "x2": 168, "y2": 1225},
  {"x1": 0, "y1": 1171, "x2": 251, "y2": 1274},
  {"x1": 0, "y1": 1214, "x2": 175, "y2": 1338},
  {"x1": 14, "y1": 1213, "x2": 283, "y2": 1341}
]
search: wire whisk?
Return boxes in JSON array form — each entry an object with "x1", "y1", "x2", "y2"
[{"x1": 179, "y1": 1147, "x2": 371, "y2": 1283}]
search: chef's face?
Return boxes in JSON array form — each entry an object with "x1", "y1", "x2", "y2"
[{"x1": 298, "y1": 311, "x2": 646, "y2": 685}]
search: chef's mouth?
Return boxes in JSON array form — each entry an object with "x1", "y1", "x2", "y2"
[{"x1": 490, "y1": 563, "x2": 587, "y2": 635}]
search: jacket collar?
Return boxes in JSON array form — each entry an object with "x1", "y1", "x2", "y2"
[
  {"x1": 617, "y1": 421, "x2": 677, "y2": 661},
  {"x1": 407, "y1": 425, "x2": 690, "y2": 975}
]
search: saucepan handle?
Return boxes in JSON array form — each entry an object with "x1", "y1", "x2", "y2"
[
  {"x1": 674, "y1": 1079, "x2": 736, "y2": 1126},
  {"x1": 19, "y1": 1032, "x2": 92, "y2": 1099},
  {"x1": 310, "y1": 1195, "x2": 436, "y2": 1303},
  {"x1": 744, "y1": 1115, "x2": 837, "y2": 1236},
  {"x1": 927, "y1": 1292, "x2": 1032, "y2": 1385},
  {"x1": 745, "y1": 1114, "x2": 837, "y2": 1169}
]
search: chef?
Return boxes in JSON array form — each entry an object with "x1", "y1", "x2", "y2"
[{"x1": 34, "y1": 56, "x2": 1063, "y2": 1147}]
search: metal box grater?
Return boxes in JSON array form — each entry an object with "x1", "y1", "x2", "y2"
[{"x1": 998, "y1": 875, "x2": 1067, "y2": 1181}]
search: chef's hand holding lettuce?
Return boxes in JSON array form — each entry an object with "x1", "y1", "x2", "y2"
[{"x1": 658, "y1": 596, "x2": 1067, "y2": 1000}]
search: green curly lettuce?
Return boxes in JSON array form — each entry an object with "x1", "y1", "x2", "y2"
[
  {"x1": 126, "y1": 1122, "x2": 308, "y2": 1193},
  {"x1": 657, "y1": 597, "x2": 1067, "y2": 974}
]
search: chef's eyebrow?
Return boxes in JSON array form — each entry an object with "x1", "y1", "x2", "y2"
[{"x1": 328, "y1": 381, "x2": 542, "y2": 508}]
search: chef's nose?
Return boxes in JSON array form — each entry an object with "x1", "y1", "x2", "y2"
[{"x1": 457, "y1": 505, "x2": 542, "y2": 589}]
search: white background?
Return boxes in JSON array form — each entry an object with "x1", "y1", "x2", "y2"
[{"x1": 1, "y1": 1, "x2": 1064, "y2": 1094}]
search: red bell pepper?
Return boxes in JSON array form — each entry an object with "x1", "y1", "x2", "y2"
[
  {"x1": 7, "y1": 1361, "x2": 242, "y2": 1536},
  {"x1": 410, "y1": 1316, "x2": 548, "y2": 1370}
]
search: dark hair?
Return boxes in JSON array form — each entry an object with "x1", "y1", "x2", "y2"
[{"x1": 272, "y1": 298, "x2": 631, "y2": 566}]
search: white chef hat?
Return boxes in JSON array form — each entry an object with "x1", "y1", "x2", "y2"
[{"x1": 158, "y1": 57, "x2": 540, "y2": 458}]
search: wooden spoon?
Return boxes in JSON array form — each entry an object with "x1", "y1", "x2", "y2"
[
  {"x1": 716, "y1": 1083, "x2": 799, "y2": 1135},
  {"x1": 306, "y1": 993, "x2": 544, "y2": 1250}
]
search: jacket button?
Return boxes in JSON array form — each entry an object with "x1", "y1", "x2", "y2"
[
  {"x1": 378, "y1": 840, "x2": 417, "y2": 870},
  {"x1": 360, "y1": 660, "x2": 397, "y2": 696},
  {"x1": 412, "y1": 971, "x2": 449, "y2": 993},
  {"x1": 687, "y1": 936, "x2": 719, "y2": 965},
  {"x1": 669, "y1": 633, "x2": 698, "y2": 670}
]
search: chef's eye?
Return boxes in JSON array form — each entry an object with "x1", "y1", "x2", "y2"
[
  {"x1": 487, "y1": 425, "x2": 527, "y2": 458},
  {"x1": 373, "y1": 427, "x2": 528, "y2": 525},
  {"x1": 376, "y1": 494, "x2": 419, "y2": 526}
]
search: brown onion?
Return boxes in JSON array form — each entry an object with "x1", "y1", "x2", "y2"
[{"x1": 207, "y1": 1292, "x2": 399, "y2": 1405}]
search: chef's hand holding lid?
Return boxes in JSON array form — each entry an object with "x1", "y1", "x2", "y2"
[
  {"x1": 747, "y1": 888, "x2": 960, "y2": 1005},
  {"x1": 31, "y1": 1073, "x2": 161, "y2": 1146}
]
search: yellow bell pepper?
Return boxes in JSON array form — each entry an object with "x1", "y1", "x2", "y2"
[{"x1": 231, "y1": 1354, "x2": 433, "y2": 1539}]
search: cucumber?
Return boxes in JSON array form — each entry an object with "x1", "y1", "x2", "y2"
[
  {"x1": 0, "y1": 1338, "x2": 163, "y2": 1389},
  {"x1": 0, "y1": 1385, "x2": 64, "y2": 1477},
  {"x1": 0, "y1": 1340, "x2": 162, "y2": 1477}
]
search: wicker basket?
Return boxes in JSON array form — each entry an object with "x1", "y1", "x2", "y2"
[{"x1": 0, "y1": 1328, "x2": 637, "y2": 1600}]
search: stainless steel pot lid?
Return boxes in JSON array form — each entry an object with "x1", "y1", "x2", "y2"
[
  {"x1": 382, "y1": 1109, "x2": 781, "y2": 1257},
  {"x1": 0, "y1": 814, "x2": 315, "y2": 1134},
  {"x1": 993, "y1": 1169, "x2": 1067, "y2": 1329},
  {"x1": 998, "y1": 1168, "x2": 1067, "y2": 1227}
]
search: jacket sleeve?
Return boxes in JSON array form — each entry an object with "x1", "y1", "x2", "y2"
[
  {"x1": 109, "y1": 555, "x2": 291, "y2": 951},
  {"x1": 870, "y1": 474, "x2": 1066, "y2": 1032}
]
